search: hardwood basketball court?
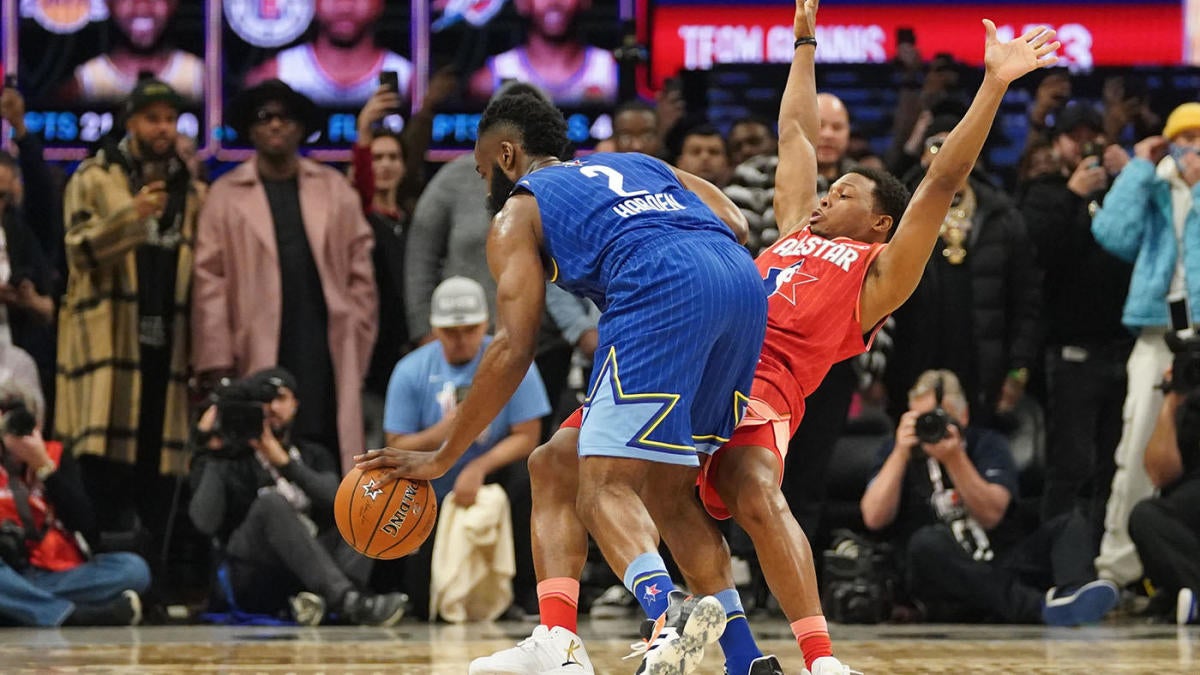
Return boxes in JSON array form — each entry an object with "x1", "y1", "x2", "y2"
[{"x1": 0, "y1": 620, "x2": 1192, "y2": 673}]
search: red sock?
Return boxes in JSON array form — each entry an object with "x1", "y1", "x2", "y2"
[
  {"x1": 537, "y1": 578, "x2": 580, "y2": 633},
  {"x1": 791, "y1": 615, "x2": 833, "y2": 671}
]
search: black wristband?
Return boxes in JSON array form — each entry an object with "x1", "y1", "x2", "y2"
[{"x1": 794, "y1": 37, "x2": 817, "y2": 49}]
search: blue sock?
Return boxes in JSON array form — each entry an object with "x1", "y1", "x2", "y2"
[
  {"x1": 623, "y1": 552, "x2": 676, "y2": 619},
  {"x1": 715, "y1": 588, "x2": 762, "y2": 675}
]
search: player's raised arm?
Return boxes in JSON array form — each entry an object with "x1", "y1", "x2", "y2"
[
  {"x1": 671, "y1": 166, "x2": 750, "y2": 244},
  {"x1": 773, "y1": 0, "x2": 821, "y2": 238},
  {"x1": 355, "y1": 194, "x2": 546, "y2": 482},
  {"x1": 859, "y1": 21, "x2": 1059, "y2": 329}
]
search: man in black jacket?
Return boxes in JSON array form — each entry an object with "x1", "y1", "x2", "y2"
[
  {"x1": 1019, "y1": 102, "x2": 1133, "y2": 533},
  {"x1": 188, "y1": 367, "x2": 406, "y2": 625},
  {"x1": 887, "y1": 118, "x2": 1043, "y2": 431}
]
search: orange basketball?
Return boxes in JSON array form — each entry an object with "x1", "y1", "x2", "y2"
[{"x1": 334, "y1": 468, "x2": 438, "y2": 560}]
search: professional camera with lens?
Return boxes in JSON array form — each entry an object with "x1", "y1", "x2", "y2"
[
  {"x1": 821, "y1": 530, "x2": 895, "y2": 624},
  {"x1": 913, "y1": 376, "x2": 958, "y2": 445},
  {"x1": 0, "y1": 402, "x2": 36, "y2": 437},
  {"x1": 1164, "y1": 332, "x2": 1200, "y2": 394},
  {"x1": 209, "y1": 376, "x2": 282, "y2": 448}
]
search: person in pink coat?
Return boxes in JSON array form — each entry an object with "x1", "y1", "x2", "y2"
[{"x1": 192, "y1": 80, "x2": 377, "y2": 471}]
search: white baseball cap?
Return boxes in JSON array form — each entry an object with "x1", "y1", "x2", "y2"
[{"x1": 430, "y1": 276, "x2": 489, "y2": 328}]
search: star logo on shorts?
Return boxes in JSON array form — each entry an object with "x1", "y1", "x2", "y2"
[
  {"x1": 361, "y1": 479, "x2": 383, "y2": 501},
  {"x1": 643, "y1": 584, "x2": 662, "y2": 603}
]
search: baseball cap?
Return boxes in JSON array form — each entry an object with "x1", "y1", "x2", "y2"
[
  {"x1": 126, "y1": 77, "x2": 184, "y2": 116},
  {"x1": 1052, "y1": 102, "x2": 1103, "y2": 137},
  {"x1": 430, "y1": 277, "x2": 489, "y2": 328},
  {"x1": 1164, "y1": 103, "x2": 1200, "y2": 141}
]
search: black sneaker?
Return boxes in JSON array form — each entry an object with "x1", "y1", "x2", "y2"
[
  {"x1": 747, "y1": 655, "x2": 785, "y2": 674},
  {"x1": 342, "y1": 590, "x2": 407, "y2": 627},
  {"x1": 65, "y1": 589, "x2": 142, "y2": 626}
]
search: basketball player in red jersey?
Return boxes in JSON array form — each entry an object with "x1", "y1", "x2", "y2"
[{"x1": 469, "y1": 3, "x2": 1059, "y2": 674}]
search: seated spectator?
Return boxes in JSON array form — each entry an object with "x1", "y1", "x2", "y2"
[
  {"x1": 674, "y1": 123, "x2": 731, "y2": 188},
  {"x1": 860, "y1": 369, "x2": 1119, "y2": 625},
  {"x1": 1129, "y1": 368, "x2": 1200, "y2": 625},
  {"x1": 0, "y1": 378, "x2": 149, "y2": 627},
  {"x1": 727, "y1": 116, "x2": 777, "y2": 166},
  {"x1": 187, "y1": 367, "x2": 406, "y2": 626},
  {"x1": 596, "y1": 100, "x2": 663, "y2": 157},
  {"x1": 383, "y1": 277, "x2": 549, "y2": 619}
]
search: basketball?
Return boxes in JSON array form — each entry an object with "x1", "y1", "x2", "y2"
[{"x1": 334, "y1": 467, "x2": 438, "y2": 560}]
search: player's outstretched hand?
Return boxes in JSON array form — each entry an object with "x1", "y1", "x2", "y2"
[
  {"x1": 983, "y1": 20, "x2": 1060, "y2": 84},
  {"x1": 354, "y1": 447, "x2": 449, "y2": 484},
  {"x1": 794, "y1": 0, "x2": 818, "y2": 39}
]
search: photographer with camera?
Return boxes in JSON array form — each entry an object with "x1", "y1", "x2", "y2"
[
  {"x1": 187, "y1": 367, "x2": 406, "y2": 625},
  {"x1": 861, "y1": 369, "x2": 1118, "y2": 625},
  {"x1": 1090, "y1": 102, "x2": 1200, "y2": 588},
  {"x1": 0, "y1": 379, "x2": 150, "y2": 626},
  {"x1": 1128, "y1": 365, "x2": 1200, "y2": 625}
]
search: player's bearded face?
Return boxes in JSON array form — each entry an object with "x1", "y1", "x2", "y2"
[{"x1": 487, "y1": 162, "x2": 518, "y2": 215}]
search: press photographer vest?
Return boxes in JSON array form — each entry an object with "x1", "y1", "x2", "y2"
[{"x1": 0, "y1": 441, "x2": 86, "y2": 572}]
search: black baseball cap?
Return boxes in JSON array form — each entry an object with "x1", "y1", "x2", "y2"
[
  {"x1": 1053, "y1": 102, "x2": 1103, "y2": 137},
  {"x1": 126, "y1": 78, "x2": 184, "y2": 116}
]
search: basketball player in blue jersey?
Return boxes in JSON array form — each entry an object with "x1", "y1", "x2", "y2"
[{"x1": 357, "y1": 93, "x2": 768, "y2": 673}]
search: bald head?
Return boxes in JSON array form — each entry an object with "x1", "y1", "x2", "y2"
[{"x1": 816, "y1": 93, "x2": 850, "y2": 172}]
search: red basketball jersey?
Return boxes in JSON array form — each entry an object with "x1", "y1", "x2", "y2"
[{"x1": 754, "y1": 226, "x2": 887, "y2": 429}]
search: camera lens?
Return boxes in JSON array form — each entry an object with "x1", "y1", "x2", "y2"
[{"x1": 914, "y1": 409, "x2": 951, "y2": 445}]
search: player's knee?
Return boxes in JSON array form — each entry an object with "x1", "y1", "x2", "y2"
[
  {"x1": 528, "y1": 433, "x2": 577, "y2": 488},
  {"x1": 730, "y1": 474, "x2": 789, "y2": 533}
]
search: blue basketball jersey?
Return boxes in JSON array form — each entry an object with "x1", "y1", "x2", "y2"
[{"x1": 514, "y1": 152, "x2": 735, "y2": 308}]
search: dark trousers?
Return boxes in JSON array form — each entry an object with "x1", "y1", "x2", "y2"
[
  {"x1": 380, "y1": 461, "x2": 535, "y2": 619},
  {"x1": 224, "y1": 492, "x2": 368, "y2": 614},
  {"x1": 905, "y1": 512, "x2": 1097, "y2": 623},
  {"x1": 536, "y1": 344, "x2": 573, "y2": 442},
  {"x1": 781, "y1": 359, "x2": 857, "y2": 538},
  {"x1": 1041, "y1": 345, "x2": 1129, "y2": 535},
  {"x1": 1128, "y1": 478, "x2": 1200, "y2": 598}
]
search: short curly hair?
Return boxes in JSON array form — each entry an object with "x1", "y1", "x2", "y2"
[
  {"x1": 847, "y1": 166, "x2": 909, "y2": 239},
  {"x1": 477, "y1": 93, "x2": 569, "y2": 158}
]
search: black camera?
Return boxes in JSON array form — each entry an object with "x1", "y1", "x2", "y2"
[
  {"x1": 0, "y1": 520, "x2": 29, "y2": 570},
  {"x1": 210, "y1": 376, "x2": 282, "y2": 447},
  {"x1": 821, "y1": 530, "x2": 894, "y2": 624},
  {"x1": 915, "y1": 408, "x2": 954, "y2": 445},
  {"x1": 913, "y1": 376, "x2": 957, "y2": 445},
  {"x1": 0, "y1": 402, "x2": 36, "y2": 437}
]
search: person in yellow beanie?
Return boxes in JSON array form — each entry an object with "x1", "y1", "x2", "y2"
[{"x1": 1088, "y1": 101, "x2": 1200, "y2": 601}]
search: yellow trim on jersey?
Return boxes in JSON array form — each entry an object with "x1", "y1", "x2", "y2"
[
  {"x1": 584, "y1": 347, "x2": 691, "y2": 452},
  {"x1": 548, "y1": 258, "x2": 560, "y2": 283}
]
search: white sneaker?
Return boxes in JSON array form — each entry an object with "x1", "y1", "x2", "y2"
[
  {"x1": 629, "y1": 591, "x2": 726, "y2": 675},
  {"x1": 1178, "y1": 588, "x2": 1198, "y2": 626},
  {"x1": 802, "y1": 656, "x2": 863, "y2": 675},
  {"x1": 469, "y1": 625, "x2": 594, "y2": 674},
  {"x1": 289, "y1": 592, "x2": 325, "y2": 627}
]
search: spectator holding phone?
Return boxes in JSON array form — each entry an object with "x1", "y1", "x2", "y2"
[
  {"x1": 1018, "y1": 102, "x2": 1132, "y2": 538},
  {"x1": 353, "y1": 67, "x2": 457, "y2": 447},
  {"x1": 1090, "y1": 103, "x2": 1200, "y2": 588}
]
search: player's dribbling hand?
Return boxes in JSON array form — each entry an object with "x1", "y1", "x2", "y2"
[
  {"x1": 354, "y1": 447, "x2": 450, "y2": 484},
  {"x1": 982, "y1": 21, "x2": 1060, "y2": 84}
]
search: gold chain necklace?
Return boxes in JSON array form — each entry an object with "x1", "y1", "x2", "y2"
[{"x1": 940, "y1": 185, "x2": 976, "y2": 265}]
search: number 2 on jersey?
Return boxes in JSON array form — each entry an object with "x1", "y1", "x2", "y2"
[{"x1": 580, "y1": 165, "x2": 649, "y2": 198}]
